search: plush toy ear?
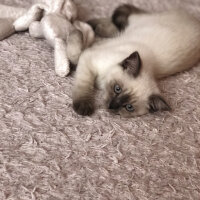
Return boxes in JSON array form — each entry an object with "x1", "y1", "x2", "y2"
[
  {"x1": 148, "y1": 94, "x2": 171, "y2": 113},
  {"x1": 121, "y1": 51, "x2": 142, "y2": 77}
]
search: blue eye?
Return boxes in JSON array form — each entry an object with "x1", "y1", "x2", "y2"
[
  {"x1": 125, "y1": 104, "x2": 134, "y2": 112},
  {"x1": 114, "y1": 85, "x2": 122, "y2": 94}
]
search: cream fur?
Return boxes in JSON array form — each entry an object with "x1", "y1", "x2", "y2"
[{"x1": 73, "y1": 9, "x2": 200, "y2": 117}]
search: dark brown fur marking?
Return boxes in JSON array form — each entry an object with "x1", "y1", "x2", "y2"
[
  {"x1": 73, "y1": 97, "x2": 94, "y2": 116},
  {"x1": 148, "y1": 94, "x2": 171, "y2": 113},
  {"x1": 87, "y1": 18, "x2": 118, "y2": 38},
  {"x1": 112, "y1": 4, "x2": 145, "y2": 31},
  {"x1": 121, "y1": 51, "x2": 142, "y2": 78},
  {"x1": 109, "y1": 94, "x2": 130, "y2": 109}
]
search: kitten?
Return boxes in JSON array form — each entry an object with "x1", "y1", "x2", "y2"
[{"x1": 72, "y1": 4, "x2": 200, "y2": 117}]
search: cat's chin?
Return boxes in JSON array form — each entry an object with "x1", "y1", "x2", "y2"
[
  {"x1": 106, "y1": 107, "x2": 130, "y2": 118},
  {"x1": 108, "y1": 111, "x2": 133, "y2": 118},
  {"x1": 105, "y1": 102, "x2": 131, "y2": 118},
  {"x1": 107, "y1": 109, "x2": 120, "y2": 115}
]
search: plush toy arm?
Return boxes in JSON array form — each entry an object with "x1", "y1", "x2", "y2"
[
  {"x1": 14, "y1": 3, "x2": 48, "y2": 31},
  {"x1": 0, "y1": 4, "x2": 27, "y2": 19},
  {"x1": 54, "y1": 38, "x2": 70, "y2": 77},
  {"x1": 0, "y1": 18, "x2": 15, "y2": 40},
  {"x1": 0, "y1": 4, "x2": 27, "y2": 41},
  {"x1": 67, "y1": 29, "x2": 83, "y2": 65}
]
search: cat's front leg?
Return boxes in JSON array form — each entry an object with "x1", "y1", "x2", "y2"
[{"x1": 72, "y1": 58, "x2": 96, "y2": 116}]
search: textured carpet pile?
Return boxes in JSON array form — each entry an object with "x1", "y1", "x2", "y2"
[{"x1": 0, "y1": 0, "x2": 200, "y2": 199}]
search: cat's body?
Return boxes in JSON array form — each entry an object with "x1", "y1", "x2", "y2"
[{"x1": 72, "y1": 5, "x2": 200, "y2": 117}]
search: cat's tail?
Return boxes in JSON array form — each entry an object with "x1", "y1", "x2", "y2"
[
  {"x1": 87, "y1": 18, "x2": 118, "y2": 38},
  {"x1": 112, "y1": 4, "x2": 146, "y2": 31}
]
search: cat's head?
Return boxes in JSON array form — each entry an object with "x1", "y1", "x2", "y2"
[{"x1": 104, "y1": 51, "x2": 171, "y2": 117}]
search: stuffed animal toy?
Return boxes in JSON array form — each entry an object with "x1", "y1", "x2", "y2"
[{"x1": 0, "y1": 0, "x2": 95, "y2": 77}]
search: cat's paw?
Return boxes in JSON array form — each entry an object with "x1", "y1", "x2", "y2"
[{"x1": 73, "y1": 99, "x2": 94, "y2": 116}]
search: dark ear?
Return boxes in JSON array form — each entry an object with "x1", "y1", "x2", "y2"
[
  {"x1": 148, "y1": 94, "x2": 171, "y2": 113},
  {"x1": 121, "y1": 51, "x2": 142, "y2": 77}
]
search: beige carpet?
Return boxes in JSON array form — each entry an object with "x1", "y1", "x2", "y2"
[{"x1": 1, "y1": 0, "x2": 200, "y2": 199}]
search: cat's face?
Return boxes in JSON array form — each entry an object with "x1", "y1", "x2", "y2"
[{"x1": 103, "y1": 51, "x2": 171, "y2": 117}]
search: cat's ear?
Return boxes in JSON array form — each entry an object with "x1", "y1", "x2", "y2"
[
  {"x1": 148, "y1": 94, "x2": 171, "y2": 113},
  {"x1": 121, "y1": 51, "x2": 142, "y2": 77}
]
